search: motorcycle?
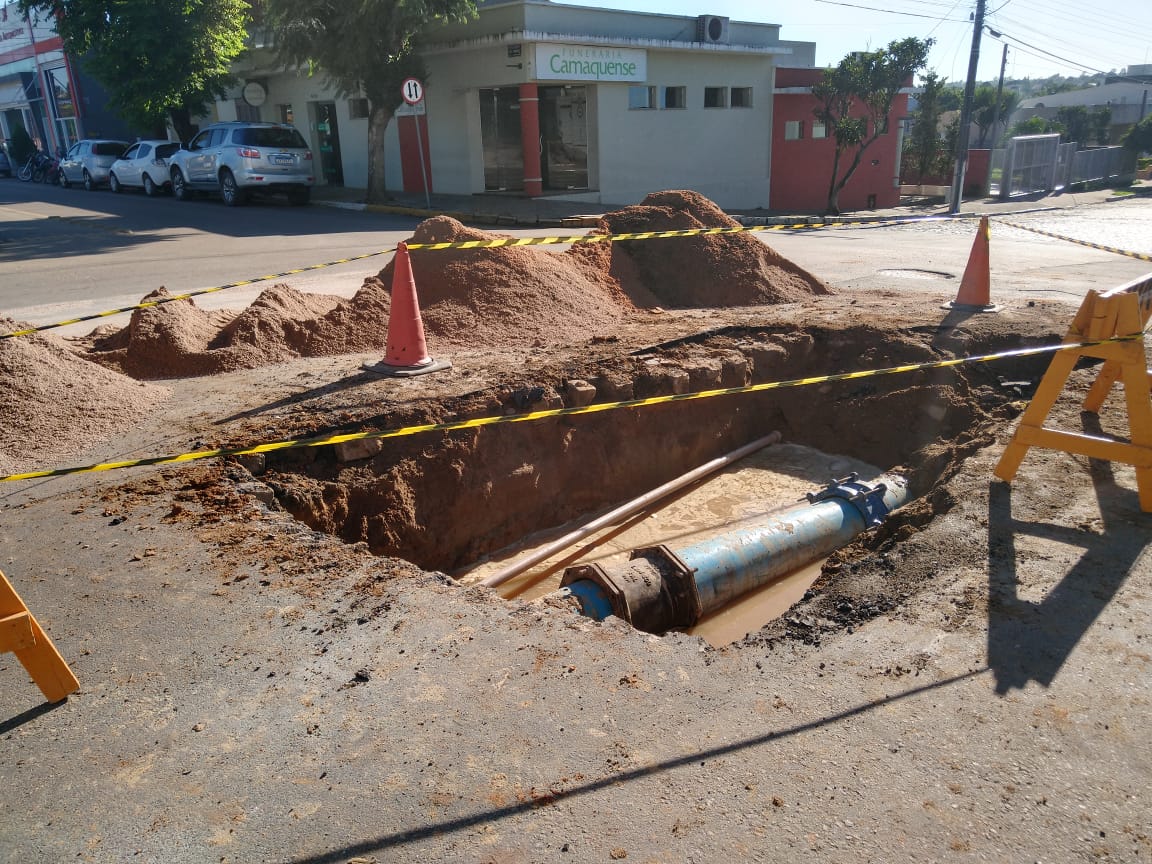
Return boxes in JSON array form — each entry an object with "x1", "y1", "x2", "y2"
[
  {"x1": 18, "y1": 150, "x2": 55, "y2": 183},
  {"x1": 16, "y1": 151, "x2": 38, "y2": 181},
  {"x1": 40, "y1": 151, "x2": 61, "y2": 185}
]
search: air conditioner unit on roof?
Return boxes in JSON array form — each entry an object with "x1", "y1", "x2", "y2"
[{"x1": 696, "y1": 15, "x2": 730, "y2": 44}]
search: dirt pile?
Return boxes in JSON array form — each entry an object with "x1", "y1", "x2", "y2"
[
  {"x1": 597, "y1": 190, "x2": 832, "y2": 307},
  {"x1": 368, "y1": 215, "x2": 632, "y2": 348},
  {"x1": 0, "y1": 319, "x2": 170, "y2": 476},
  {"x1": 83, "y1": 285, "x2": 388, "y2": 378},
  {"x1": 74, "y1": 191, "x2": 830, "y2": 380}
]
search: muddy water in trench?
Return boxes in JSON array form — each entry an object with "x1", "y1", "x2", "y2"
[{"x1": 456, "y1": 443, "x2": 883, "y2": 646}]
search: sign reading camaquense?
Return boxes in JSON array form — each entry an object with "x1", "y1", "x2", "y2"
[{"x1": 534, "y1": 43, "x2": 647, "y2": 82}]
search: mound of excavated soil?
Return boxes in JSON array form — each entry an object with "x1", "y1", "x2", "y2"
[
  {"x1": 77, "y1": 191, "x2": 829, "y2": 380},
  {"x1": 598, "y1": 190, "x2": 832, "y2": 307},
  {"x1": 367, "y1": 215, "x2": 634, "y2": 347},
  {"x1": 0, "y1": 319, "x2": 170, "y2": 476},
  {"x1": 84, "y1": 285, "x2": 389, "y2": 379}
]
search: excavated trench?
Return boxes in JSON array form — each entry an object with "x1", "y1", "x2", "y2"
[{"x1": 255, "y1": 322, "x2": 1050, "y2": 632}]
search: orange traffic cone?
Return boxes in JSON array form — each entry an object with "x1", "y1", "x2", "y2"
[
  {"x1": 942, "y1": 216, "x2": 1000, "y2": 312},
  {"x1": 362, "y1": 242, "x2": 451, "y2": 377}
]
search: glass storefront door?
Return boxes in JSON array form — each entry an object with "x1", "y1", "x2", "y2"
[
  {"x1": 313, "y1": 102, "x2": 343, "y2": 186},
  {"x1": 539, "y1": 85, "x2": 588, "y2": 191},
  {"x1": 479, "y1": 87, "x2": 524, "y2": 192}
]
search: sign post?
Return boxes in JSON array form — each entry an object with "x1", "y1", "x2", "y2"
[{"x1": 401, "y1": 77, "x2": 430, "y2": 209}]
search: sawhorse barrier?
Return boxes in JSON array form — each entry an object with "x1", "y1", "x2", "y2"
[
  {"x1": 996, "y1": 271, "x2": 1152, "y2": 511},
  {"x1": 1, "y1": 569, "x2": 80, "y2": 703}
]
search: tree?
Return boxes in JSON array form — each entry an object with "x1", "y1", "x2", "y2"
[
  {"x1": 905, "y1": 70, "x2": 949, "y2": 181},
  {"x1": 812, "y1": 38, "x2": 932, "y2": 214},
  {"x1": 1009, "y1": 116, "x2": 1050, "y2": 137},
  {"x1": 1092, "y1": 106, "x2": 1112, "y2": 146},
  {"x1": 267, "y1": 0, "x2": 476, "y2": 204},
  {"x1": 1056, "y1": 105, "x2": 1092, "y2": 147},
  {"x1": 1121, "y1": 115, "x2": 1152, "y2": 154},
  {"x1": 17, "y1": 0, "x2": 250, "y2": 141},
  {"x1": 972, "y1": 84, "x2": 1019, "y2": 147}
]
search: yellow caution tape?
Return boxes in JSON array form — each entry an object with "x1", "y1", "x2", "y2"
[
  {"x1": 402, "y1": 216, "x2": 949, "y2": 250},
  {"x1": 998, "y1": 220, "x2": 1152, "y2": 263},
  {"x1": 0, "y1": 247, "x2": 402, "y2": 340},
  {"x1": 1, "y1": 215, "x2": 948, "y2": 340},
  {"x1": 0, "y1": 335, "x2": 1136, "y2": 484}
]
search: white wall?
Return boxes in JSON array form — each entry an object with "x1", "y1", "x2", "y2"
[{"x1": 594, "y1": 51, "x2": 773, "y2": 207}]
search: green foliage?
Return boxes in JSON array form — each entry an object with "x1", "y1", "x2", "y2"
[
  {"x1": 266, "y1": 0, "x2": 477, "y2": 201},
  {"x1": 1092, "y1": 106, "x2": 1112, "y2": 146},
  {"x1": 7, "y1": 125, "x2": 35, "y2": 163},
  {"x1": 1122, "y1": 115, "x2": 1152, "y2": 154},
  {"x1": 17, "y1": 0, "x2": 250, "y2": 138},
  {"x1": 1056, "y1": 105, "x2": 1092, "y2": 147},
  {"x1": 1007, "y1": 116, "x2": 1050, "y2": 137},
  {"x1": 812, "y1": 37, "x2": 933, "y2": 213},
  {"x1": 906, "y1": 71, "x2": 950, "y2": 180},
  {"x1": 938, "y1": 85, "x2": 963, "y2": 112},
  {"x1": 971, "y1": 84, "x2": 1019, "y2": 147}
]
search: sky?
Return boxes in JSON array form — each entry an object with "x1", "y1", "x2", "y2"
[{"x1": 563, "y1": 0, "x2": 1152, "y2": 86}]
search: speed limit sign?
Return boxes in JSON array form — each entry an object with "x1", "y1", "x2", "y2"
[{"x1": 401, "y1": 78, "x2": 424, "y2": 105}]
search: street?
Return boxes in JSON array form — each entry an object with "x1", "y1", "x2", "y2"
[
  {"x1": 0, "y1": 178, "x2": 423, "y2": 337},
  {"x1": 6, "y1": 177, "x2": 1152, "y2": 348}
]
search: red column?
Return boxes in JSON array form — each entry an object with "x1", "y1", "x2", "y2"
[{"x1": 519, "y1": 83, "x2": 543, "y2": 197}]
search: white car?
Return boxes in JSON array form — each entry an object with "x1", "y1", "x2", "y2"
[{"x1": 109, "y1": 140, "x2": 181, "y2": 196}]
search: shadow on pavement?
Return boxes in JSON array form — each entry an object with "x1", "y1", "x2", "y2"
[
  {"x1": 289, "y1": 669, "x2": 988, "y2": 864},
  {"x1": 986, "y1": 412, "x2": 1152, "y2": 695}
]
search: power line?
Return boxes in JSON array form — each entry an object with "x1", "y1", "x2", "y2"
[
  {"x1": 812, "y1": 0, "x2": 967, "y2": 21},
  {"x1": 992, "y1": 28, "x2": 1147, "y2": 81},
  {"x1": 992, "y1": 11, "x2": 1149, "y2": 63}
]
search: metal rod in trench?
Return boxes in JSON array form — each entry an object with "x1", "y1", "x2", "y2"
[{"x1": 478, "y1": 432, "x2": 784, "y2": 590}]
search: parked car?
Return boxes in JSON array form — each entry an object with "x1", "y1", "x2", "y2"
[
  {"x1": 167, "y1": 121, "x2": 314, "y2": 206},
  {"x1": 0, "y1": 142, "x2": 11, "y2": 178},
  {"x1": 109, "y1": 140, "x2": 181, "y2": 196},
  {"x1": 58, "y1": 139, "x2": 131, "y2": 190}
]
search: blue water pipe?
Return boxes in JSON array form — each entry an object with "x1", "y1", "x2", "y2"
[{"x1": 558, "y1": 473, "x2": 909, "y2": 634}]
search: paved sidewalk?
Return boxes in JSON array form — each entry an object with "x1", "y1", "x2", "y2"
[{"x1": 311, "y1": 182, "x2": 1149, "y2": 228}]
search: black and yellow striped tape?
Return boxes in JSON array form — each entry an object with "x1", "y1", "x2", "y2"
[
  {"x1": 1, "y1": 247, "x2": 403, "y2": 339},
  {"x1": 1, "y1": 215, "x2": 945, "y2": 340},
  {"x1": 1, "y1": 335, "x2": 1134, "y2": 484},
  {"x1": 998, "y1": 220, "x2": 1152, "y2": 263},
  {"x1": 402, "y1": 216, "x2": 947, "y2": 250}
]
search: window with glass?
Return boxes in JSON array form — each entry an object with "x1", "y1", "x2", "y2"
[
  {"x1": 730, "y1": 87, "x2": 753, "y2": 108},
  {"x1": 704, "y1": 87, "x2": 728, "y2": 108},
  {"x1": 662, "y1": 86, "x2": 686, "y2": 109},
  {"x1": 812, "y1": 121, "x2": 827, "y2": 139},
  {"x1": 784, "y1": 120, "x2": 804, "y2": 140},
  {"x1": 628, "y1": 86, "x2": 656, "y2": 110}
]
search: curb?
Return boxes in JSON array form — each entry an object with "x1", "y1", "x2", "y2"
[
  {"x1": 316, "y1": 198, "x2": 579, "y2": 229},
  {"x1": 317, "y1": 192, "x2": 1132, "y2": 230}
]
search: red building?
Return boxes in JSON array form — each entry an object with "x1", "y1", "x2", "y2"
[{"x1": 770, "y1": 67, "x2": 910, "y2": 213}]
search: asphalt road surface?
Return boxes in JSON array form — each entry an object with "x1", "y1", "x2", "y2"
[
  {"x1": 4, "y1": 176, "x2": 1152, "y2": 341},
  {"x1": 0, "y1": 178, "x2": 422, "y2": 337}
]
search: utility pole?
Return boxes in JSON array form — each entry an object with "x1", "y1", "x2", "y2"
[
  {"x1": 949, "y1": 0, "x2": 986, "y2": 215},
  {"x1": 992, "y1": 38, "x2": 1008, "y2": 146}
]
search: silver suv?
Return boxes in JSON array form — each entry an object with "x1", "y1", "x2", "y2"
[{"x1": 167, "y1": 121, "x2": 314, "y2": 206}]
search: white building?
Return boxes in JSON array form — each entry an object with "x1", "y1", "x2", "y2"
[
  {"x1": 1012, "y1": 65, "x2": 1152, "y2": 141},
  {"x1": 220, "y1": 0, "x2": 815, "y2": 209}
]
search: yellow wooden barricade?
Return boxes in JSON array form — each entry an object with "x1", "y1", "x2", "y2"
[
  {"x1": 1, "y1": 569, "x2": 79, "y2": 703},
  {"x1": 995, "y1": 271, "x2": 1152, "y2": 511}
]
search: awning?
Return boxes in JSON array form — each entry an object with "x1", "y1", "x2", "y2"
[{"x1": 0, "y1": 81, "x2": 28, "y2": 108}]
